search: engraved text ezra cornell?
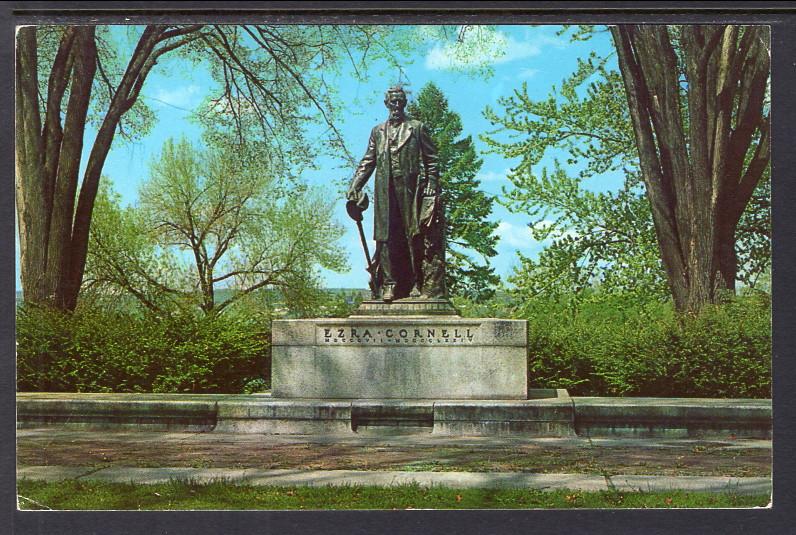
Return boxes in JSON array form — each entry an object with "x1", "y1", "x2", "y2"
[{"x1": 318, "y1": 324, "x2": 480, "y2": 345}]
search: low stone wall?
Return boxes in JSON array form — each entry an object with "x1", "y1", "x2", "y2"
[
  {"x1": 573, "y1": 397, "x2": 772, "y2": 439},
  {"x1": 214, "y1": 399, "x2": 353, "y2": 434},
  {"x1": 16, "y1": 392, "x2": 772, "y2": 438},
  {"x1": 16, "y1": 393, "x2": 221, "y2": 432},
  {"x1": 432, "y1": 393, "x2": 575, "y2": 437}
]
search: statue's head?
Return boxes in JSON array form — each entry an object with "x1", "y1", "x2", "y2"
[{"x1": 384, "y1": 86, "x2": 407, "y2": 118}]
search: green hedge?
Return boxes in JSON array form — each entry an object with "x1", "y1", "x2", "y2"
[
  {"x1": 16, "y1": 303, "x2": 269, "y2": 394},
  {"x1": 524, "y1": 292, "x2": 771, "y2": 398},
  {"x1": 17, "y1": 291, "x2": 771, "y2": 398}
]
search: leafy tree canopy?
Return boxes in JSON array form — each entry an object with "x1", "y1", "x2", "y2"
[
  {"x1": 406, "y1": 82, "x2": 499, "y2": 301},
  {"x1": 86, "y1": 137, "x2": 346, "y2": 316},
  {"x1": 16, "y1": 24, "x2": 420, "y2": 310},
  {"x1": 482, "y1": 25, "x2": 770, "y2": 312}
]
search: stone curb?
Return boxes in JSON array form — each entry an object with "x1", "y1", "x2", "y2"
[
  {"x1": 16, "y1": 393, "x2": 772, "y2": 438},
  {"x1": 16, "y1": 466, "x2": 771, "y2": 495},
  {"x1": 573, "y1": 397, "x2": 772, "y2": 439}
]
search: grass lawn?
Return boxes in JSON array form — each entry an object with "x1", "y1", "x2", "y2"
[{"x1": 17, "y1": 479, "x2": 770, "y2": 510}]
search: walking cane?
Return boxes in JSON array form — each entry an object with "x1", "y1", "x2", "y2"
[{"x1": 346, "y1": 196, "x2": 378, "y2": 298}]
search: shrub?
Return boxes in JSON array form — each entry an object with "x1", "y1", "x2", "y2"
[
  {"x1": 17, "y1": 288, "x2": 771, "y2": 398},
  {"x1": 523, "y1": 292, "x2": 771, "y2": 398},
  {"x1": 16, "y1": 302, "x2": 270, "y2": 394}
]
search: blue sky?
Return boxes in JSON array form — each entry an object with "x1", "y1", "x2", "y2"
[{"x1": 15, "y1": 25, "x2": 619, "y2": 291}]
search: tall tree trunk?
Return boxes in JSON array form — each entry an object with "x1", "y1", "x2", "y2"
[
  {"x1": 62, "y1": 26, "x2": 170, "y2": 311},
  {"x1": 16, "y1": 27, "x2": 48, "y2": 304},
  {"x1": 611, "y1": 25, "x2": 690, "y2": 312},
  {"x1": 716, "y1": 218, "x2": 738, "y2": 292},
  {"x1": 50, "y1": 27, "x2": 97, "y2": 309},
  {"x1": 610, "y1": 25, "x2": 769, "y2": 314},
  {"x1": 16, "y1": 27, "x2": 97, "y2": 309},
  {"x1": 16, "y1": 25, "x2": 182, "y2": 311}
]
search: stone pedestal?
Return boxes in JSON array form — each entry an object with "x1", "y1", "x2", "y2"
[
  {"x1": 271, "y1": 316, "x2": 528, "y2": 399},
  {"x1": 351, "y1": 298, "x2": 459, "y2": 316}
]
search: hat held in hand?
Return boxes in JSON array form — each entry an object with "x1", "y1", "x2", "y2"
[{"x1": 346, "y1": 190, "x2": 369, "y2": 222}]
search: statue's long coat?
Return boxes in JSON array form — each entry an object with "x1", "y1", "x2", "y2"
[{"x1": 349, "y1": 119, "x2": 439, "y2": 241}]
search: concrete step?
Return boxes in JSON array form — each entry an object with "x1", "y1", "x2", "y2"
[
  {"x1": 15, "y1": 392, "x2": 772, "y2": 438},
  {"x1": 351, "y1": 400, "x2": 434, "y2": 432}
]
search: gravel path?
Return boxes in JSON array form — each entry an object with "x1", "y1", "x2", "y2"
[{"x1": 17, "y1": 428, "x2": 771, "y2": 477}]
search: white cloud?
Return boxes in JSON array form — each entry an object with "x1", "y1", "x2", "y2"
[
  {"x1": 477, "y1": 168, "x2": 511, "y2": 183},
  {"x1": 516, "y1": 67, "x2": 539, "y2": 80},
  {"x1": 425, "y1": 28, "x2": 563, "y2": 71},
  {"x1": 494, "y1": 221, "x2": 534, "y2": 249},
  {"x1": 519, "y1": 27, "x2": 568, "y2": 49},
  {"x1": 152, "y1": 84, "x2": 201, "y2": 108}
]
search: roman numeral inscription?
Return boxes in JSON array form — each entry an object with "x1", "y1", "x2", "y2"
[{"x1": 318, "y1": 324, "x2": 480, "y2": 345}]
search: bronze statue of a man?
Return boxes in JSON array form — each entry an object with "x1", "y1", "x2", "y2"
[{"x1": 347, "y1": 86, "x2": 446, "y2": 302}]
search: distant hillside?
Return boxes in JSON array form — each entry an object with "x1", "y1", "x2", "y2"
[
  {"x1": 15, "y1": 289, "x2": 370, "y2": 307},
  {"x1": 16, "y1": 288, "x2": 511, "y2": 307}
]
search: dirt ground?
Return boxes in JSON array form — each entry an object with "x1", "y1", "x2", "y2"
[{"x1": 16, "y1": 428, "x2": 771, "y2": 477}]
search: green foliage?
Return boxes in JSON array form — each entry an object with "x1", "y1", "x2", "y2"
[
  {"x1": 737, "y1": 172, "x2": 771, "y2": 290},
  {"x1": 406, "y1": 82, "x2": 499, "y2": 301},
  {"x1": 189, "y1": 25, "x2": 422, "y2": 172},
  {"x1": 16, "y1": 301, "x2": 269, "y2": 394},
  {"x1": 85, "y1": 180, "x2": 189, "y2": 312},
  {"x1": 521, "y1": 292, "x2": 771, "y2": 398},
  {"x1": 16, "y1": 284, "x2": 362, "y2": 394},
  {"x1": 505, "y1": 164, "x2": 668, "y2": 308},
  {"x1": 271, "y1": 286, "x2": 362, "y2": 320},
  {"x1": 453, "y1": 287, "x2": 771, "y2": 398},
  {"x1": 241, "y1": 378, "x2": 270, "y2": 394},
  {"x1": 19, "y1": 24, "x2": 435, "y2": 314},
  {"x1": 86, "y1": 137, "x2": 347, "y2": 316},
  {"x1": 36, "y1": 25, "x2": 420, "y2": 173},
  {"x1": 34, "y1": 26, "x2": 157, "y2": 145},
  {"x1": 482, "y1": 48, "x2": 667, "y2": 305},
  {"x1": 411, "y1": 26, "x2": 507, "y2": 77},
  {"x1": 451, "y1": 289, "x2": 514, "y2": 319},
  {"x1": 18, "y1": 287, "x2": 767, "y2": 398},
  {"x1": 484, "y1": 59, "x2": 635, "y2": 180},
  {"x1": 482, "y1": 27, "x2": 771, "y2": 304}
]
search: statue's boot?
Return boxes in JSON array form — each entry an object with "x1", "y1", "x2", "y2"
[{"x1": 382, "y1": 284, "x2": 395, "y2": 302}]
